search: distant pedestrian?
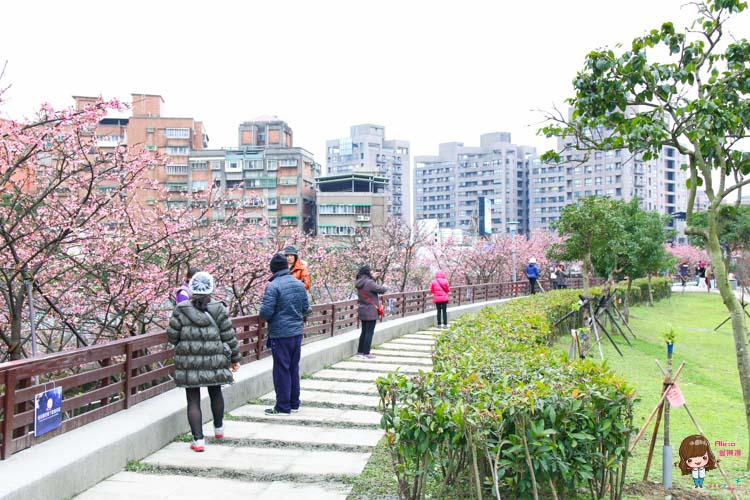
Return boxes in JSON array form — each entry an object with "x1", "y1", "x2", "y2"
[
  {"x1": 284, "y1": 245, "x2": 311, "y2": 290},
  {"x1": 678, "y1": 261, "x2": 689, "y2": 287},
  {"x1": 705, "y1": 264, "x2": 713, "y2": 292},
  {"x1": 167, "y1": 272, "x2": 241, "y2": 453},
  {"x1": 554, "y1": 264, "x2": 568, "y2": 290},
  {"x1": 259, "y1": 253, "x2": 309, "y2": 415},
  {"x1": 430, "y1": 270, "x2": 450, "y2": 329},
  {"x1": 355, "y1": 265, "x2": 387, "y2": 358},
  {"x1": 526, "y1": 257, "x2": 540, "y2": 294},
  {"x1": 697, "y1": 261, "x2": 706, "y2": 286},
  {"x1": 174, "y1": 267, "x2": 200, "y2": 305}
]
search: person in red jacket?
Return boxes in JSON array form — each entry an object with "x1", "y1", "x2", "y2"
[{"x1": 430, "y1": 270, "x2": 450, "y2": 329}]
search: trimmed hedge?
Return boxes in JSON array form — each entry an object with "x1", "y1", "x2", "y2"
[{"x1": 377, "y1": 278, "x2": 671, "y2": 499}]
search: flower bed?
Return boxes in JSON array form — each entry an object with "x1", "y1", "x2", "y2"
[{"x1": 377, "y1": 278, "x2": 671, "y2": 499}]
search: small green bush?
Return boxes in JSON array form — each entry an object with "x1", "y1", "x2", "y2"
[{"x1": 376, "y1": 280, "x2": 672, "y2": 499}]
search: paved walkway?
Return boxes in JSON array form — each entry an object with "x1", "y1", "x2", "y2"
[{"x1": 76, "y1": 328, "x2": 441, "y2": 499}]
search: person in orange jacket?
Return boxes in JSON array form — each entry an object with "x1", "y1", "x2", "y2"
[{"x1": 284, "y1": 245, "x2": 311, "y2": 290}]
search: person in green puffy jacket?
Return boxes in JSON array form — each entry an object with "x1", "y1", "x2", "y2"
[{"x1": 167, "y1": 271, "x2": 241, "y2": 452}]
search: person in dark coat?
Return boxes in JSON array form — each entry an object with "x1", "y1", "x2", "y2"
[
  {"x1": 355, "y1": 265, "x2": 387, "y2": 358},
  {"x1": 430, "y1": 270, "x2": 450, "y2": 329},
  {"x1": 167, "y1": 271, "x2": 241, "y2": 452},
  {"x1": 554, "y1": 264, "x2": 568, "y2": 290},
  {"x1": 259, "y1": 253, "x2": 310, "y2": 415}
]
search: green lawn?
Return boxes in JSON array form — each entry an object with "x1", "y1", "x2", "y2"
[{"x1": 552, "y1": 292, "x2": 749, "y2": 498}]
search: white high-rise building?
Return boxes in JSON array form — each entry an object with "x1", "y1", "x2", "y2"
[{"x1": 326, "y1": 124, "x2": 411, "y2": 224}]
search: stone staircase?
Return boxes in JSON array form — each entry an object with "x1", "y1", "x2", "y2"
[{"x1": 76, "y1": 328, "x2": 440, "y2": 499}]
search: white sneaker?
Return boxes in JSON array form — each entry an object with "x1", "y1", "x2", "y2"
[
  {"x1": 214, "y1": 426, "x2": 224, "y2": 439},
  {"x1": 190, "y1": 438, "x2": 205, "y2": 452}
]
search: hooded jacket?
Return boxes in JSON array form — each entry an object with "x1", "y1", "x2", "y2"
[
  {"x1": 430, "y1": 270, "x2": 450, "y2": 303},
  {"x1": 259, "y1": 269, "x2": 310, "y2": 339},
  {"x1": 355, "y1": 275, "x2": 388, "y2": 321},
  {"x1": 526, "y1": 263, "x2": 539, "y2": 279},
  {"x1": 289, "y1": 256, "x2": 311, "y2": 290},
  {"x1": 167, "y1": 300, "x2": 240, "y2": 388}
]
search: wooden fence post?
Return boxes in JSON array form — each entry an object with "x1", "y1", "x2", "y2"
[
  {"x1": 2, "y1": 369, "x2": 17, "y2": 460},
  {"x1": 330, "y1": 305, "x2": 336, "y2": 337},
  {"x1": 99, "y1": 357, "x2": 111, "y2": 408},
  {"x1": 124, "y1": 343, "x2": 134, "y2": 409}
]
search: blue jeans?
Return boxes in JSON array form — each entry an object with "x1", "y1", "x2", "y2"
[
  {"x1": 694, "y1": 477, "x2": 704, "y2": 488},
  {"x1": 269, "y1": 335, "x2": 302, "y2": 413}
]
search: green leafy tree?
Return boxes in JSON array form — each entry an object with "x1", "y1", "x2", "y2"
[
  {"x1": 549, "y1": 196, "x2": 625, "y2": 295},
  {"x1": 591, "y1": 199, "x2": 671, "y2": 314},
  {"x1": 540, "y1": 0, "x2": 750, "y2": 466}
]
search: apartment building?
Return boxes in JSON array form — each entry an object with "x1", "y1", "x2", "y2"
[
  {"x1": 184, "y1": 117, "x2": 319, "y2": 233},
  {"x1": 325, "y1": 124, "x2": 411, "y2": 224},
  {"x1": 315, "y1": 173, "x2": 388, "y2": 240},
  {"x1": 528, "y1": 137, "x2": 693, "y2": 235},
  {"x1": 414, "y1": 132, "x2": 536, "y2": 236},
  {"x1": 74, "y1": 93, "x2": 208, "y2": 210},
  {"x1": 188, "y1": 148, "x2": 318, "y2": 233}
]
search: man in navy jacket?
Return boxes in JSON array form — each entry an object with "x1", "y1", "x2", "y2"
[{"x1": 259, "y1": 253, "x2": 310, "y2": 415}]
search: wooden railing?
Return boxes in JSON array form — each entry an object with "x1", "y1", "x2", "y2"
[{"x1": 0, "y1": 277, "x2": 591, "y2": 460}]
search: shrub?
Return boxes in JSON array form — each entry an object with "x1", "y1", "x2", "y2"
[{"x1": 376, "y1": 281, "x2": 672, "y2": 499}]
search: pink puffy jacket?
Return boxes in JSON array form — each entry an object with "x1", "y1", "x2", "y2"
[{"x1": 430, "y1": 270, "x2": 450, "y2": 303}]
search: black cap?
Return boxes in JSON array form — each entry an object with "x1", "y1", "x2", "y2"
[
  {"x1": 270, "y1": 253, "x2": 289, "y2": 273},
  {"x1": 283, "y1": 245, "x2": 298, "y2": 256}
]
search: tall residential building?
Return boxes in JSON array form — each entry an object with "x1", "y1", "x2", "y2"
[
  {"x1": 414, "y1": 132, "x2": 536, "y2": 236},
  {"x1": 325, "y1": 124, "x2": 411, "y2": 223},
  {"x1": 528, "y1": 137, "x2": 692, "y2": 235},
  {"x1": 74, "y1": 93, "x2": 208, "y2": 210},
  {"x1": 186, "y1": 117, "x2": 319, "y2": 233}
]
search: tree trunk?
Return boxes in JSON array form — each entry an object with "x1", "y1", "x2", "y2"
[
  {"x1": 582, "y1": 249, "x2": 592, "y2": 296},
  {"x1": 647, "y1": 274, "x2": 654, "y2": 306},
  {"x1": 9, "y1": 293, "x2": 24, "y2": 361},
  {"x1": 706, "y1": 217, "x2": 750, "y2": 470},
  {"x1": 624, "y1": 277, "x2": 632, "y2": 323}
]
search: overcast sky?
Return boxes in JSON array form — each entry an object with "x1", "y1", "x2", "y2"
[{"x1": 2, "y1": 0, "x2": 749, "y2": 164}]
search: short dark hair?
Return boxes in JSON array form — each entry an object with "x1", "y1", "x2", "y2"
[{"x1": 186, "y1": 267, "x2": 201, "y2": 279}]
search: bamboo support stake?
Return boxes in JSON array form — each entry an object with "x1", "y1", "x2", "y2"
[
  {"x1": 654, "y1": 360, "x2": 740, "y2": 500},
  {"x1": 629, "y1": 362, "x2": 685, "y2": 453}
]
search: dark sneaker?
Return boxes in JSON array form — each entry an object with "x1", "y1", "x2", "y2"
[{"x1": 264, "y1": 408, "x2": 290, "y2": 416}]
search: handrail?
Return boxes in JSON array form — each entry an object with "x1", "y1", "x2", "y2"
[{"x1": 0, "y1": 277, "x2": 593, "y2": 459}]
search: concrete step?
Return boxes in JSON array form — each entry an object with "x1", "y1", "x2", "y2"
[
  {"x1": 300, "y1": 378, "x2": 378, "y2": 394},
  {"x1": 203, "y1": 420, "x2": 382, "y2": 448},
  {"x1": 143, "y1": 442, "x2": 370, "y2": 477},
  {"x1": 377, "y1": 342, "x2": 433, "y2": 352},
  {"x1": 332, "y1": 361, "x2": 429, "y2": 373},
  {"x1": 260, "y1": 389, "x2": 380, "y2": 409},
  {"x1": 348, "y1": 355, "x2": 432, "y2": 366},
  {"x1": 402, "y1": 333, "x2": 440, "y2": 340},
  {"x1": 231, "y1": 404, "x2": 382, "y2": 428},
  {"x1": 369, "y1": 348, "x2": 432, "y2": 358},
  {"x1": 387, "y1": 338, "x2": 436, "y2": 346},
  {"x1": 312, "y1": 369, "x2": 391, "y2": 382},
  {"x1": 76, "y1": 471, "x2": 351, "y2": 500}
]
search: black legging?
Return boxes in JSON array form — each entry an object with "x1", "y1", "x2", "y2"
[
  {"x1": 436, "y1": 302, "x2": 448, "y2": 326},
  {"x1": 185, "y1": 385, "x2": 224, "y2": 440},
  {"x1": 358, "y1": 320, "x2": 377, "y2": 355}
]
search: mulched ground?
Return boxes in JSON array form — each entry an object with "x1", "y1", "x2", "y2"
[{"x1": 624, "y1": 480, "x2": 740, "y2": 499}]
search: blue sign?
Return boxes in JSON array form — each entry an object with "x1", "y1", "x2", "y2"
[{"x1": 34, "y1": 387, "x2": 63, "y2": 437}]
